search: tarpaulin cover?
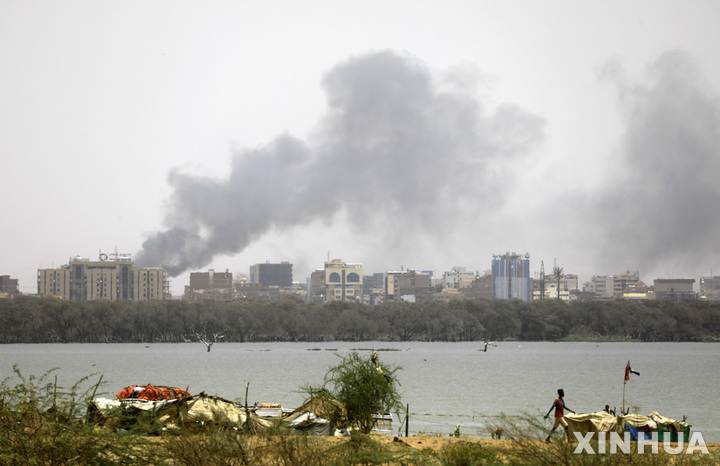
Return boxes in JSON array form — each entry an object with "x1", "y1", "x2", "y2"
[
  {"x1": 566, "y1": 411, "x2": 688, "y2": 436},
  {"x1": 117, "y1": 384, "x2": 191, "y2": 401}
]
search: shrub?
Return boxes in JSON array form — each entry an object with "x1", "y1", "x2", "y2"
[
  {"x1": 303, "y1": 352, "x2": 404, "y2": 434},
  {"x1": 0, "y1": 365, "x2": 166, "y2": 465}
]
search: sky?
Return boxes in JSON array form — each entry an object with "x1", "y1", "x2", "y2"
[{"x1": 2, "y1": 1, "x2": 720, "y2": 295}]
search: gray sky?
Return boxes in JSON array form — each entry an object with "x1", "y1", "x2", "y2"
[{"x1": 2, "y1": 1, "x2": 720, "y2": 294}]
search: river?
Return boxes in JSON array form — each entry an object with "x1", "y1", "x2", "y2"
[{"x1": 2, "y1": 341, "x2": 718, "y2": 441}]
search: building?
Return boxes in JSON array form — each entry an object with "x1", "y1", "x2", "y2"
[
  {"x1": 699, "y1": 276, "x2": 720, "y2": 300},
  {"x1": 249, "y1": 262, "x2": 293, "y2": 287},
  {"x1": 458, "y1": 270, "x2": 493, "y2": 300},
  {"x1": 0, "y1": 275, "x2": 20, "y2": 298},
  {"x1": 492, "y1": 252, "x2": 531, "y2": 301},
  {"x1": 588, "y1": 272, "x2": 643, "y2": 299},
  {"x1": 309, "y1": 259, "x2": 363, "y2": 303},
  {"x1": 37, "y1": 253, "x2": 170, "y2": 301},
  {"x1": 652, "y1": 279, "x2": 697, "y2": 302},
  {"x1": 588, "y1": 276, "x2": 615, "y2": 299},
  {"x1": 362, "y1": 273, "x2": 385, "y2": 305},
  {"x1": 307, "y1": 270, "x2": 327, "y2": 303},
  {"x1": 613, "y1": 271, "x2": 640, "y2": 295},
  {"x1": 442, "y1": 266, "x2": 475, "y2": 288},
  {"x1": 534, "y1": 273, "x2": 578, "y2": 300},
  {"x1": 385, "y1": 269, "x2": 432, "y2": 302},
  {"x1": 184, "y1": 269, "x2": 233, "y2": 301}
]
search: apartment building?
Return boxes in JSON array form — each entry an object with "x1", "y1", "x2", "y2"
[{"x1": 37, "y1": 254, "x2": 169, "y2": 301}]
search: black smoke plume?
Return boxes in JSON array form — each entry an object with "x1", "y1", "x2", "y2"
[{"x1": 136, "y1": 50, "x2": 545, "y2": 275}]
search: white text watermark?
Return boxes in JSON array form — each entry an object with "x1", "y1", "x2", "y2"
[{"x1": 572, "y1": 431, "x2": 709, "y2": 455}]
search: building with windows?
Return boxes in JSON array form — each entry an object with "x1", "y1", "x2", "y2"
[
  {"x1": 325, "y1": 259, "x2": 362, "y2": 302},
  {"x1": 491, "y1": 252, "x2": 531, "y2": 301},
  {"x1": 0, "y1": 275, "x2": 20, "y2": 298},
  {"x1": 308, "y1": 259, "x2": 363, "y2": 303},
  {"x1": 184, "y1": 269, "x2": 233, "y2": 301},
  {"x1": 613, "y1": 271, "x2": 640, "y2": 295},
  {"x1": 385, "y1": 269, "x2": 432, "y2": 302},
  {"x1": 37, "y1": 253, "x2": 169, "y2": 301},
  {"x1": 588, "y1": 276, "x2": 615, "y2": 299},
  {"x1": 588, "y1": 272, "x2": 642, "y2": 299},
  {"x1": 249, "y1": 262, "x2": 293, "y2": 287}
]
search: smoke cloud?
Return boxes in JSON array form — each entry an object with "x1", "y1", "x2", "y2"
[
  {"x1": 586, "y1": 50, "x2": 720, "y2": 276},
  {"x1": 136, "y1": 50, "x2": 545, "y2": 275}
]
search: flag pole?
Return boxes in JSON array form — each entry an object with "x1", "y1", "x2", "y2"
[{"x1": 622, "y1": 378, "x2": 626, "y2": 414}]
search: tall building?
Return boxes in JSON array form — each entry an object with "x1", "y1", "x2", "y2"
[
  {"x1": 491, "y1": 252, "x2": 531, "y2": 301},
  {"x1": 184, "y1": 269, "x2": 233, "y2": 301},
  {"x1": 249, "y1": 262, "x2": 293, "y2": 287},
  {"x1": 37, "y1": 253, "x2": 169, "y2": 301},
  {"x1": 320, "y1": 259, "x2": 363, "y2": 303}
]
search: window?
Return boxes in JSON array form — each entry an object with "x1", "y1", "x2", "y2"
[
  {"x1": 329, "y1": 272, "x2": 341, "y2": 283},
  {"x1": 347, "y1": 273, "x2": 360, "y2": 283}
]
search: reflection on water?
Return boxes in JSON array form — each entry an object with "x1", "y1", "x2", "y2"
[{"x1": 2, "y1": 342, "x2": 718, "y2": 441}]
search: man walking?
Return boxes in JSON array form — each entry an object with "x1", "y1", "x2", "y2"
[{"x1": 544, "y1": 388, "x2": 575, "y2": 441}]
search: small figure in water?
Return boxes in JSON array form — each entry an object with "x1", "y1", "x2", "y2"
[{"x1": 544, "y1": 388, "x2": 575, "y2": 442}]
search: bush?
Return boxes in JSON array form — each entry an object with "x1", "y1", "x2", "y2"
[
  {"x1": 0, "y1": 365, "x2": 166, "y2": 465},
  {"x1": 438, "y1": 440, "x2": 499, "y2": 465},
  {"x1": 303, "y1": 351, "x2": 403, "y2": 434}
]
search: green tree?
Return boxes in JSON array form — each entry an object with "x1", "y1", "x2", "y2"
[{"x1": 304, "y1": 352, "x2": 403, "y2": 434}]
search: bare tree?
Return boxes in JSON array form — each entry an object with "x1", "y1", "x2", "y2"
[{"x1": 194, "y1": 331, "x2": 224, "y2": 352}]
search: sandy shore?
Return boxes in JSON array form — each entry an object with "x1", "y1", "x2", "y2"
[{"x1": 306, "y1": 433, "x2": 720, "y2": 454}]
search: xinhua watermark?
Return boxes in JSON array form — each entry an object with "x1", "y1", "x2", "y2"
[{"x1": 573, "y1": 431, "x2": 709, "y2": 455}]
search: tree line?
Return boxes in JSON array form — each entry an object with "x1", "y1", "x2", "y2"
[{"x1": 1, "y1": 296, "x2": 719, "y2": 344}]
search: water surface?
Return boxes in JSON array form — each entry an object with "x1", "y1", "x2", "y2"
[{"x1": 2, "y1": 342, "x2": 717, "y2": 441}]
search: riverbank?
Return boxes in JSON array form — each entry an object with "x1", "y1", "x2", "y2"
[{"x1": 147, "y1": 433, "x2": 720, "y2": 464}]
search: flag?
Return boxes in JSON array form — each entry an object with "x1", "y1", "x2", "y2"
[{"x1": 624, "y1": 361, "x2": 640, "y2": 381}]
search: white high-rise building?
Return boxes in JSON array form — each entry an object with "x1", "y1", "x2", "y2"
[{"x1": 492, "y1": 252, "x2": 531, "y2": 301}]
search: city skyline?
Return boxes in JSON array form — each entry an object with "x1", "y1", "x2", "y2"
[
  {"x1": 3, "y1": 2, "x2": 719, "y2": 295},
  {"x1": 9, "y1": 250, "x2": 713, "y2": 297}
]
